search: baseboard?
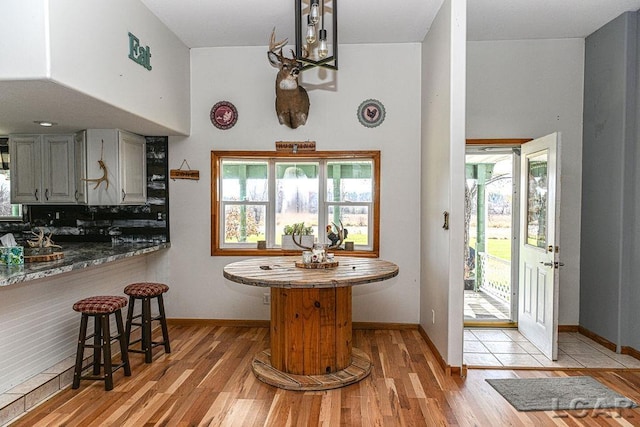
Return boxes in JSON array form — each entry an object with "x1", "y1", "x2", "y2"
[
  {"x1": 578, "y1": 326, "x2": 617, "y2": 352},
  {"x1": 621, "y1": 346, "x2": 640, "y2": 360},
  {"x1": 167, "y1": 318, "x2": 419, "y2": 331},
  {"x1": 168, "y1": 318, "x2": 270, "y2": 328},
  {"x1": 417, "y1": 325, "x2": 461, "y2": 376},
  {"x1": 558, "y1": 324, "x2": 579, "y2": 333},
  {"x1": 577, "y1": 326, "x2": 640, "y2": 361},
  {"x1": 353, "y1": 322, "x2": 418, "y2": 330}
]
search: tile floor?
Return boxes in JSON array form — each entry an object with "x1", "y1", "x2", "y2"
[{"x1": 464, "y1": 328, "x2": 640, "y2": 369}]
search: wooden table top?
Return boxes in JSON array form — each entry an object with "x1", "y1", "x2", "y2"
[{"x1": 223, "y1": 256, "x2": 399, "y2": 289}]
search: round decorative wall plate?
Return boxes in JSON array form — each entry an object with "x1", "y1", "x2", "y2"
[
  {"x1": 210, "y1": 101, "x2": 238, "y2": 130},
  {"x1": 357, "y1": 99, "x2": 385, "y2": 128}
]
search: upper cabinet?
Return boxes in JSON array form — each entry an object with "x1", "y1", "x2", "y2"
[
  {"x1": 10, "y1": 129, "x2": 146, "y2": 206},
  {"x1": 10, "y1": 134, "x2": 76, "y2": 204},
  {"x1": 82, "y1": 129, "x2": 146, "y2": 206},
  {"x1": 118, "y1": 131, "x2": 147, "y2": 204}
]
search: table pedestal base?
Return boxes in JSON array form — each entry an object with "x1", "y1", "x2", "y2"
[{"x1": 251, "y1": 347, "x2": 372, "y2": 391}]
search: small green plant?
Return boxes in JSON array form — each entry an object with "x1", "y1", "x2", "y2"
[{"x1": 283, "y1": 222, "x2": 313, "y2": 235}]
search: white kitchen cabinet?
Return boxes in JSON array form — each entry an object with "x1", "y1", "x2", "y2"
[
  {"x1": 83, "y1": 129, "x2": 146, "y2": 205},
  {"x1": 119, "y1": 131, "x2": 147, "y2": 204},
  {"x1": 9, "y1": 134, "x2": 76, "y2": 204}
]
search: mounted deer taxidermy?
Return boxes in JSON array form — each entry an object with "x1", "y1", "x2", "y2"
[{"x1": 268, "y1": 29, "x2": 310, "y2": 129}]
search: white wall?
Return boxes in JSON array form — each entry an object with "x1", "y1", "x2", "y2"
[
  {"x1": 167, "y1": 43, "x2": 422, "y2": 323},
  {"x1": 420, "y1": 0, "x2": 466, "y2": 366},
  {"x1": 47, "y1": 0, "x2": 191, "y2": 135},
  {"x1": 0, "y1": 0, "x2": 49, "y2": 79},
  {"x1": 466, "y1": 39, "x2": 585, "y2": 325}
]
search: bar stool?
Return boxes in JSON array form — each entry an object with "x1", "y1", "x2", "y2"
[
  {"x1": 124, "y1": 282, "x2": 171, "y2": 363},
  {"x1": 72, "y1": 296, "x2": 131, "y2": 391}
]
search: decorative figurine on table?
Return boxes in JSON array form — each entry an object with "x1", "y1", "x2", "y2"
[
  {"x1": 326, "y1": 222, "x2": 348, "y2": 249},
  {"x1": 26, "y1": 228, "x2": 62, "y2": 254}
]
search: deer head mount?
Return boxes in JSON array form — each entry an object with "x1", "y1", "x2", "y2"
[{"x1": 268, "y1": 29, "x2": 310, "y2": 129}]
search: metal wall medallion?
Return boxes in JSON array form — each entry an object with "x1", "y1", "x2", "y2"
[
  {"x1": 357, "y1": 99, "x2": 385, "y2": 128},
  {"x1": 210, "y1": 101, "x2": 238, "y2": 130}
]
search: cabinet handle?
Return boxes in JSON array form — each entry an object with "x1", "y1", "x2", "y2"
[
  {"x1": 34, "y1": 189, "x2": 39, "y2": 201},
  {"x1": 121, "y1": 189, "x2": 126, "y2": 202},
  {"x1": 75, "y1": 190, "x2": 79, "y2": 201},
  {"x1": 45, "y1": 188, "x2": 49, "y2": 201}
]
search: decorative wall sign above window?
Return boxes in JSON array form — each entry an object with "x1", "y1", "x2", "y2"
[
  {"x1": 357, "y1": 99, "x2": 385, "y2": 128},
  {"x1": 210, "y1": 101, "x2": 238, "y2": 130}
]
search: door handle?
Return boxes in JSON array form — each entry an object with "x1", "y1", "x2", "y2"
[
  {"x1": 540, "y1": 261, "x2": 554, "y2": 267},
  {"x1": 555, "y1": 262, "x2": 565, "y2": 269}
]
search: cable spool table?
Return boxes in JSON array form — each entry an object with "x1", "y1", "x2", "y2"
[{"x1": 223, "y1": 256, "x2": 399, "y2": 391}]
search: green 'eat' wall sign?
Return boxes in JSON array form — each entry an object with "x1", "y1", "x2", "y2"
[{"x1": 128, "y1": 32, "x2": 152, "y2": 71}]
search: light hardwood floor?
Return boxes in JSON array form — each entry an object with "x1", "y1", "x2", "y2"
[{"x1": 10, "y1": 323, "x2": 640, "y2": 426}]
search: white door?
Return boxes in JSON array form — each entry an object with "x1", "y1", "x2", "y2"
[{"x1": 518, "y1": 132, "x2": 561, "y2": 360}]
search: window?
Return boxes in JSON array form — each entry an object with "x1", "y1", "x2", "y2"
[
  {"x1": 211, "y1": 150, "x2": 380, "y2": 256},
  {"x1": 0, "y1": 138, "x2": 22, "y2": 221}
]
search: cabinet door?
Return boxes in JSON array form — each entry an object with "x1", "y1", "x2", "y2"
[
  {"x1": 118, "y1": 131, "x2": 146, "y2": 204},
  {"x1": 85, "y1": 129, "x2": 119, "y2": 205},
  {"x1": 74, "y1": 131, "x2": 87, "y2": 204},
  {"x1": 9, "y1": 135, "x2": 42, "y2": 204},
  {"x1": 42, "y1": 135, "x2": 75, "y2": 203}
]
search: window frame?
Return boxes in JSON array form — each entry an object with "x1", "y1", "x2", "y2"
[{"x1": 211, "y1": 150, "x2": 380, "y2": 257}]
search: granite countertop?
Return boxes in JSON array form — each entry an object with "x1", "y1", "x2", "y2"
[{"x1": 0, "y1": 242, "x2": 171, "y2": 287}]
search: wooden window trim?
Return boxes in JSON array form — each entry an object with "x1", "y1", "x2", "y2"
[{"x1": 211, "y1": 150, "x2": 381, "y2": 257}]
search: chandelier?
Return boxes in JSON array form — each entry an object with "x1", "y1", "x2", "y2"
[{"x1": 294, "y1": 0, "x2": 338, "y2": 71}]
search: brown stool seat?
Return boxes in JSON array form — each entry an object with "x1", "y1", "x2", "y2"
[
  {"x1": 72, "y1": 296, "x2": 131, "y2": 391},
  {"x1": 124, "y1": 282, "x2": 169, "y2": 297},
  {"x1": 73, "y1": 295, "x2": 128, "y2": 314},
  {"x1": 124, "y1": 282, "x2": 171, "y2": 363}
]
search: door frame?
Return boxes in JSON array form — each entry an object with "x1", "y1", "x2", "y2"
[{"x1": 464, "y1": 139, "x2": 531, "y2": 328}]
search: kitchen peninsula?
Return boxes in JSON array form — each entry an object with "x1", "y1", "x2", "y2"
[{"x1": 0, "y1": 241, "x2": 170, "y2": 287}]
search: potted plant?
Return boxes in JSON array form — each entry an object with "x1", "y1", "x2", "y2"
[{"x1": 281, "y1": 222, "x2": 314, "y2": 250}]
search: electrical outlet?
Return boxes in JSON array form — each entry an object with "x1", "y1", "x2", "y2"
[
  {"x1": 263, "y1": 293, "x2": 271, "y2": 305},
  {"x1": 432, "y1": 309, "x2": 435, "y2": 324}
]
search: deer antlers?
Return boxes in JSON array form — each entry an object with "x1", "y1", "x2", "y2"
[
  {"x1": 83, "y1": 159, "x2": 109, "y2": 190},
  {"x1": 27, "y1": 229, "x2": 62, "y2": 250},
  {"x1": 82, "y1": 139, "x2": 110, "y2": 190}
]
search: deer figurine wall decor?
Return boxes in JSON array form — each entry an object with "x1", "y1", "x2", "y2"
[{"x1": 267, "y1": 29, "x2": 310, "y2": 129}]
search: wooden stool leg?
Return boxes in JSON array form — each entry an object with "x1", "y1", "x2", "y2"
[
  {"x1": 115, "y1": 309, "x2": 131, "y2": 376},
  {"x1": 142, "y1": 297, "x2": 152, "y2": 363},
  {"x1": 124, "y1": 296, "x2": 135, "y2": 349},
  {"x1": 93, "y1": 316, "x2": 102, "y2": 376},
  {"x1": 72, "y1": 314, "x2": 89, "y2": 389},
  {"x1": 102, "y1": 314, "x2": 114, "y2": 391},
  {"x1": 157, "y1": 294, "x2": 171, "y2": 353}
]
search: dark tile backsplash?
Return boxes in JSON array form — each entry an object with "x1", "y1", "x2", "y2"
[{"x1": 0, "y1": 136, "x2": 169, "y2": 246}]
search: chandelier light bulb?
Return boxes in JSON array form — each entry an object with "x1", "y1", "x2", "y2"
[
  {"x1": 309, "y1": 1, "x2": 320, "y2": 25},
  {"x1": 306, "y1": 16, "x2": 317, "y2": 44},
  {"x1": 318, "y1": 29, "x2": 328, "y2": 58}
]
